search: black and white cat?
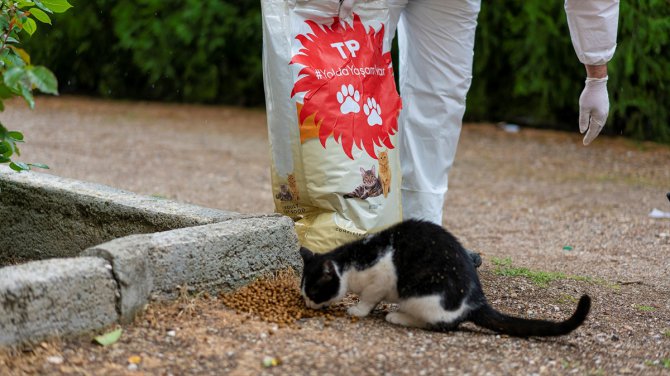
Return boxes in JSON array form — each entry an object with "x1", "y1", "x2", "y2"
[{"x1": 300, "y1": 220, "x2": 591, "y2": 337}]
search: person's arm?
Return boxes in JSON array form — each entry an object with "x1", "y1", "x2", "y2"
[{"x1": 564, "y1": 0, "x2": 620, "y2": 145}]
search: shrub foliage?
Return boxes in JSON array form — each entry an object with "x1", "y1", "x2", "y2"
[
  {"x1": 26, "y1": 0, "x2": 263, "y2": 105},
  {"x1": 0, "y1": 0, "x2": 72, "y2": 171}
]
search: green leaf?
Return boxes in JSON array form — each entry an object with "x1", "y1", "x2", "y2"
[
  {"x1": 3, "y1": 67, "x2": 26, "y2": 90},
  {"x1": 28, "y1": 162, "x2": 49, "y2": 169},
  {"x1": 29, "y1": 8, "x2": 51, "y2": 24},
  {"x1": 9, "y1": 161, "x2": 29, "y2": 171},
  {"x1": 27, "y1": 66, "x2": 58, "y2": 95},
  {"x1": 0, "y1": 156, "x2": 10, "y2": 163},
  {"x1": 17, "y1": 1, "x2": 36, "y2": 9},
  {"x1": 1, "y1": 49, "x2": 28, "y2": 69},
  {"x1": 40, "y1": 0, "x2": 72, "y2": 13},
  {"x1": 0, "y1": 84, "x2": 14, "y2": 99},
  {"x1": 0, "y1": 141, "x2": 11, "y2": 156},
  {"x1": 32, "y1": 0, "x2": 52, "y2": 13},
  {"x1": 3, "y1": 66, "x2": 36, "y2": 108},
  {"x1": 8, "y1": 46, "x2": 31, "y2": 65},
  {"x1": 20, "y1": 87, "x2": 35, "y2": 109},
  {"x1": 23, "y1": 18, "x2": 37, "y2": 36},
  {"x1": 7, "y1": 131, "x2": 24, "y2": 141},
  {"x1": 5, "y1": 37, "x2": 20, "y2": 44},
  {"x1": 93, "y1": 328, "x2": 122, "y2": 346}
]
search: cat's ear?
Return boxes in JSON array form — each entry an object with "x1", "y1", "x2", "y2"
[
  {"x1": 360, "y1": 167, "x2": 365, "y2": 175},
  {"x1": 322, "y1": 260, "x2": 337, "y2": 279},
  {"x1": 371, "y1": 165, "x2": 376, "y2": 175},
  {"x1": 299, "y1": 247, "x2": 314, "y2": 262}
]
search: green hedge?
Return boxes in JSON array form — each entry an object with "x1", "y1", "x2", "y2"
[
  {"x1": 467, "y1": 0, "x2": 670, "y2": 142},
  {"x1": 25, "y1": 0, "x2": 264, "y2": 105},
  {"x1": 25, "y1": 0, "x2": 670, "y2": 142}
]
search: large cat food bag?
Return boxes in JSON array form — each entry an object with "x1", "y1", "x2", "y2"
[{"x1": 261, "y1": 0, "x2": 402, "y2": 252}]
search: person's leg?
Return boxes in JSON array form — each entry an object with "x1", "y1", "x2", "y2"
[{"x1": 397, "y1": 0, "x2": 481, "y2": 225}]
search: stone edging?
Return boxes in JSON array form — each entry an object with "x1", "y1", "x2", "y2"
[{"x1": 0, "y1": 167, "x2": 301, "y2": 346}]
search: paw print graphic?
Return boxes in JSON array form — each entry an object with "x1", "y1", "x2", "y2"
[
  {"x1": 336, "y1": 84, "x2": 361, "y2": 115},
  {"x1": 363, "y1": 97, "x2": 382, "y2": 126}
]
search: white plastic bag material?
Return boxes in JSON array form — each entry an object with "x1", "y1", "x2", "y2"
[{"x1": 261, "y1": 0, "x2": 403, "y2": 252}]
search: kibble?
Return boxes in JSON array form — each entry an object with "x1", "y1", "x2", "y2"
[{"x1": 220, "y1": 269, "x2": 345, "y2": 326}]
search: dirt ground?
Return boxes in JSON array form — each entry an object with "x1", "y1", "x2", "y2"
[{"x1": 1, "y1": 96, "x2": 669, "y2": 375}]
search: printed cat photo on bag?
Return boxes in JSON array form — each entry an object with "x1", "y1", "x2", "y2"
[
  {"x1": 377, "y1": 150, "x2": 391, "y2": 197},
  {"x1": 275, "y1": 183, "x2": 293, "y2": 202},
  {"x1": 344, "y1": 165, "x2": 383, "y2": 200}
]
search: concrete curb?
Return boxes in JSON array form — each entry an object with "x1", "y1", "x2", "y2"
[
  {"x1": 0, "y1": 257, "x2": 119, "y2": 346},
  {"x1": 84, "y1": 216, "x2": 301, "y2": 324},
  {"x1": 0, "y1": 167, "x2": 301, "y2": 346},
  {"x1": 0, "y1": 165, "x2": 242, "y2": 263}
]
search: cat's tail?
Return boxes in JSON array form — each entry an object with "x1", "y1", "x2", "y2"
[{"x1": 468, "y1": 295, "x2": 591, "y2": 337}]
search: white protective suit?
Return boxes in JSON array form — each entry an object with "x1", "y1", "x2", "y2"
[{"x1": 342, "y1": 0, "x2": 620, "y2": 224}]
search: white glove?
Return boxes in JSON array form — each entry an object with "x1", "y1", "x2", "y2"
[
  {"x1": 578, "y1": 76, "x2": 609, "y2": 145},
  {"x1": 339, "y1": 0, "x2": 355, "y2": 19}
]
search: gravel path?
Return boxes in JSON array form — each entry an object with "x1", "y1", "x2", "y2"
[{"x1": 1, "y1": 96, "x2": 669, "y2": 375}]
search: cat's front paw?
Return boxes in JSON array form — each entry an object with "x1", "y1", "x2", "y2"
[{"x1": 347, "y1": 304, "x2": 372, "y2": 317}]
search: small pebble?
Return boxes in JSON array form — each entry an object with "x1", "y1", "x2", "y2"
[
  {"x1": 262, "y1": 356, "x2": 281, "y2": 368},
  {"x1": 167, "y1": 330, "x2": 176, "y2": 337},
  {"x1": 46, "y1": 355, "x2": 64, "y2": 365}
]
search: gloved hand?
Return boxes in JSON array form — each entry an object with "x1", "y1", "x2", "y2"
[
  {"x1": 578, "y1": 76, "x2": 609, "y2": 145},
  {"x1": 339, "y1": 0, "x2": 355, "y2": 19}
]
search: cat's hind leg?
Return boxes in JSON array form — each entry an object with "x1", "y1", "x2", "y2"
[
  {"x1": 397, "y1": 295, "x2": 469, "y2": 329},
  {"x1": 385, "y1": 312, "x2": 428, "y2": 328}
]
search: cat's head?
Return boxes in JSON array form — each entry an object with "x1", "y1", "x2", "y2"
[
  {"x1": 378, "y1": 150, "x2": 388, "y2": 163},
  {"x1": 360, "y1": 166, "x2": 377, "y2": 185},
  {"x1": 360, "y1": 165, "x2": 376, "y2": 177},
  {"x1": 299, "y1": 247, "x2": 346, "y2": 309}
]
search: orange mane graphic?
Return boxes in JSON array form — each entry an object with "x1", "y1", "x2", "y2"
[{"x1": 290, "y1": 14, "x2": 401, "y2": 160}]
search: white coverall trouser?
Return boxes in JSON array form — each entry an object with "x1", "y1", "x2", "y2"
[{"x1": 383, "y1": 0, "x2": 619, "y2": 224}]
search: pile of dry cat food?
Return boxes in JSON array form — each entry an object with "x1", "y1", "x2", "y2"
[{"x1": 220, "y1": 269, "x2": 346, "y2": 326}]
